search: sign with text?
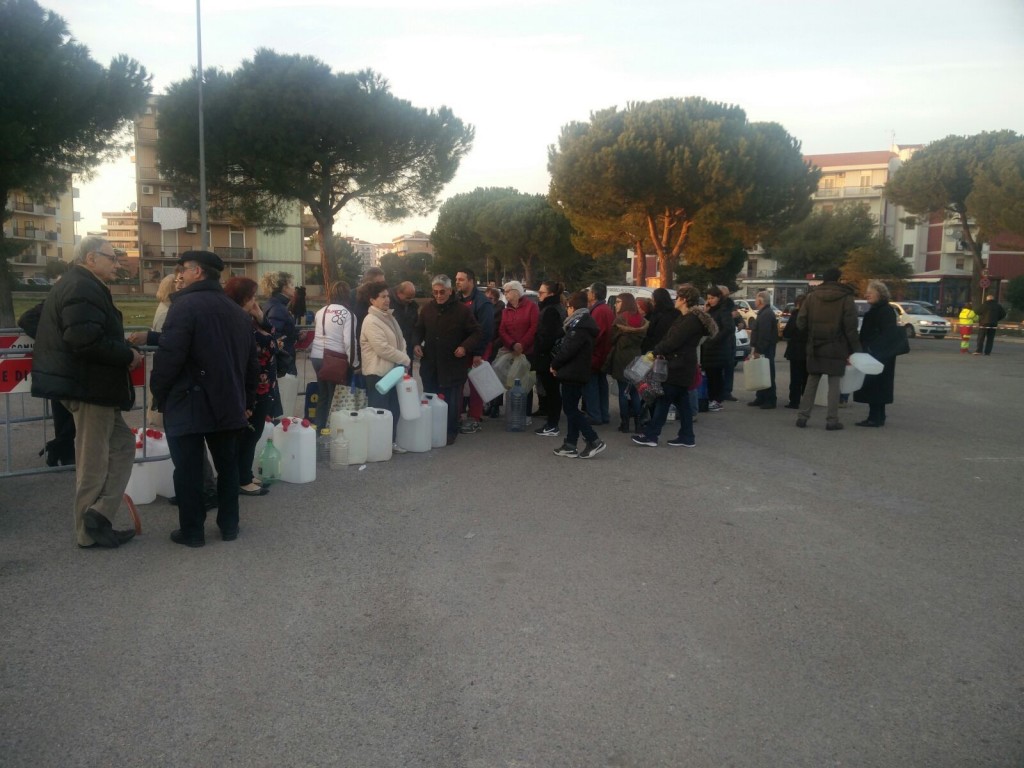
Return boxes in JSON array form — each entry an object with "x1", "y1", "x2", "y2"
[{"x1": 0, "y1": 357, "x2": 32, "y2": 393}]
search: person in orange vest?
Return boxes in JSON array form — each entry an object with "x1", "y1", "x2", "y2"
[{"x1": 958, "y1": 302, "x2": 978, "y2": 353}]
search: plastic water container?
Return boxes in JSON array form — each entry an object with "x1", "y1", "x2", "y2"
[
  {"x1": 274, "y1": 417, "x2": 316, "y2": 484},
  {"x1": 330, "y1": 435, "x2": 349, "y2": 469},
  {"x1": 317, "y1": 429, "x2": 332, "y2": 464},
  {"x1": 257, "y1": 437, "x2": 281, "y2": 484},
  {"x1": 361, "y1": 407, "x2": 393, "y2": 462},
  {"x1": 423, "y1": 393, "x2": 448, "y2": 448},
  {"x1": 505, "y1": 378, "x2": 527, "y2": 432},
  {"x1": 145, "y1": 428, "x2": 175, "y2": 498},
  {"x1": 624, "y1": 354, "x2": 653, "y2": 384},
  {"x1": 396, "y1": 401, "x2": 432, "y2": 453},
  {"x1": 396, "y1": 375, "x2": 421, "y2": 421},
  {"x1": 814, "y1": 366, "x2": 866, "y2": 406},
  {"x1": 374, "y1": 365, "x2": 405, "y2": 395},
  {"x1": 252, "y1": 416, "x2": 274, "y2": 476},
  {"x1": 125, "y1": 430, "x2": 156, "y2": 504},
  {"x1": 467, "y1": 360, "x2": 505, "y2": 403},
  {"x1": 330, "y1": 410, "x2": 368, "y2": 465}
]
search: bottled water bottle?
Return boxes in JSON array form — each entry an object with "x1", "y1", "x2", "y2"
[
  {"x1": 505, "y1": 378, "x2": 526, "y2": 432},
  {"x1": 330, "y1": 435, "x2": 349, "y2": 470},
  {"x1": 317, "y1": 429, "x2": 332, "y2": 463},
  {"x1": 257, "y1": 438, "x2": 281, "y2": 485}
]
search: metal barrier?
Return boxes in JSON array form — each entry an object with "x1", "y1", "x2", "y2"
[{"x1": 0, "y1": 328, "x2": 153, "y2": 479}]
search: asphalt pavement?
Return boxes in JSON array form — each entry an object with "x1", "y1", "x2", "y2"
[{"x1": 1, "y1": 337, "x2": 1021, "y2": 767}]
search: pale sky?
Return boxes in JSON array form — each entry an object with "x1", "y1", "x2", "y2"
[{"x1": 43, "y1": 0, "x2": 1024, "y2": 245}]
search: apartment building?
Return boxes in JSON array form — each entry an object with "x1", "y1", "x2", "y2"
[
  {"x1": 3, "y1": 186, "x2": 79, "y2": 281},
  {"x1": 391, "y1": 231, "x2": 434, "y2": 258},
  {"x1": 738, "y1": 147, "x2": 929, "y2": 304},
  {"x1": 133, "y1": 97, "x2": 304, "y2": 291}
]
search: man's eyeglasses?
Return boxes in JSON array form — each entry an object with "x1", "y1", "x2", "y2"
[
  {"x1": 95, "y1": 250, "x2": 119, "y2": 263},
  {"x1": 432, "y1": 289, "x2": 450, "y2": 296}
]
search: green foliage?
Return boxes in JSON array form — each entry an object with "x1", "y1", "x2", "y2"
[
  {"x1": 971, "y1": 142, "x2": 1024, "y2": 238},
  {"x1": 305, "y1": 265, "x2": 323, "y2": 286},
  {"x1": 840, "y1": 235, "x2": 913, "y2": 295},
  {"x1": 675, "y1": 243, "x2": 747, "y2": 291},
  {"x1": 886, "y1": 131, "x2": 1023, "y2": 305},
  {"x1": 548, "y1": 97, "x2": 819, "y2": 286},
  {"x1": 156, "y1": 50, "x2": 474, "y2": 285},
  {"x1": 1006, "y1": 275, "x2": 1024, "y2": 313},
  {"x1": 769, "y1": 203, "x2": 877, "y2": 278},
  {"x1": 576, "y1": 250, "x2": 630, "y2": 290},
  {"x1": 329, "y1": 236, "x2": 363, "y2": 287},
  {"x1": 380, "y1": 251, "x2": 433, "y2": 294},
  {"x1": 431, "y1": 187, "x2": 588, "y2": 287},
  {"x1": 0, "y1": 0, "x2": 151, "y2": 325}
]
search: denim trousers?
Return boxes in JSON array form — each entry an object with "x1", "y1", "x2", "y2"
[{"x1": 561, "y1": 381, "x2": 597, "y2": 446}]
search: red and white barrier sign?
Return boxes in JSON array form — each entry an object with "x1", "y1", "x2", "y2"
[{"x1": 0, "y1": 357, "x2": 32, "y2": 393}]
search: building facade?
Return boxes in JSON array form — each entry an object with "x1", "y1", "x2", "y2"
[{"x1": 3, "y1": 186, "x2": 79, "y2": 281}]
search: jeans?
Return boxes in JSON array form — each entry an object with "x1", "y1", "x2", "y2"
[
  {"x1": 421, "y1": 371, "x2": 464, "y2": 437},
  {"x1": 168, "y1": 430, "x2": 242, "y2": 540},
  {"x1": 365, "y1": 373, "x2": 400, "y2": 440},
  {"x1": 644, "y1": 382, "x2": 695, "y2": 444},
  {"x1": 583, "y1": 372, "x2": 610, "y2": 422},
  {"x1": 616, "y1": 378, "x2": 641, "y2": 422},
  {"x1": 536, "y1": 367, "x2": 562, "y2": 428},
  {"x1": 312, "y1": 357, "x2": 337, "y2": 431},
  {"x1": 561, "y1": 381, "x2": 598, "y2": 446}
]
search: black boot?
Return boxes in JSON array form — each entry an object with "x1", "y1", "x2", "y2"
[{"x1": 618, "y1": 417, "x2": 630, "y2": 433}]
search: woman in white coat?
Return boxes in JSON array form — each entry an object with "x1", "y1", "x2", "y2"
[{"x1": 359, "y1": 282, "x2": 411, "y2": 443}]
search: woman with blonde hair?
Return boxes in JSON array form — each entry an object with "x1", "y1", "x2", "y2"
[
  {"x1": 260, "y1": 271, "x2": 297, "y2": 376},
  {"x1": 151, "y1": 272, "x2": 179, "y2": 332}
]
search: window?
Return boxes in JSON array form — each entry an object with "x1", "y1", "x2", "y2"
[
  {"x1": 860, "y1": 174, "x2": 871, "y2": 189},
  {"x1": 955, "y1": 256, "x2": 965, "y2": 270},
  {"x1": 903, "y1": 244, "x2": 914, "y2": 260},
  {"x1": 229, "y1": 228, "x2": 245, "y2": 248},
  {"x1": 905, "y1": 216, "x2": 916, "y2": 230}
]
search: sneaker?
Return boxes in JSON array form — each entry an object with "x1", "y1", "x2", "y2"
[
  {"x1": 579, "y1": 439, "x2": 606, "y2": 459},
  {"x1": 708, "y1": 401, "x2": 723, "y2": 412},
  {"x1": 553, "y1": 443, "x2": 578, "y2": 458},
  {"x1": 392, "y1": 442, "x2": 408, "y2": 454},
  {"x1": 459, "y1": 420, "x2": 481, "y2": 434},
  {"x1": 667, "y1": 437, "x2": 696, "y2": 448},
  {"x1": 631, "y1": 434, "x2": 658, "y2": 447},
  {"x1": 535, "y1": 424, "x2": 560, "y2": 437}
]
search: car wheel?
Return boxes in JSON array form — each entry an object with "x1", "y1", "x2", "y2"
[{"x1": 905, "y1": 325, "x2": 915, "y2": 338}]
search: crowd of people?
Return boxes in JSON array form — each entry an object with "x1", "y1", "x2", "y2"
[{"x1": 31, "y1": 238, "x2": 989, "y2": 550}]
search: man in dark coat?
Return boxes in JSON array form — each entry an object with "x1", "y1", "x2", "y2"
[
  {"x1": 413, "y1": 275, "x2": 482, "y2": 444},
  {"x1": 389, "y1": 281, "x2": 420, "y2": 360},
  {"x1": 31, "y1": 236, "x2": 144, "y2": 548},
  {"x1": 455, "y1": 269, "x2": 495, "y2": 433},
  {"x1": 749, "y1": 291, "x2": 779, "y2": 408},
  {"x1": 551, "y1": 291, "x2": 605, "y2": 459},
  {"x1": 795, "y1": 267, "x2": 861, "y2": 430},
  {"x1": 151, "y1": 251, "x2": 258, "y2": 547},
  {"x1": 782, "y1": 294, "x2": 808, "y2": 408},
  {"x1": 974, "y1": 294, "x2": 1007, "y2": 356}
]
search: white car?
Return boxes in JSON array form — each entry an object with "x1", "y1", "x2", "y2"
[
  {"x1": 891, "y1": 302, "x2": 951, "y2": 339},
  {"x1": 732, "y1": 298, "x2": 782, "y2": 330}
]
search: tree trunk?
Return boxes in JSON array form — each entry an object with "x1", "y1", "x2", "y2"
[
  {"x1": 521, "y1": 257, "x2": 535, "y2": 290},
  {"x1": 633, "y1": 239, "x2": 647, "y2": 286},
  {"x1": 318, "y1": 217, "x2": 336, "y2": 287},
  {"x1": 958, "y1": 214, "x2": 984, "y2": 308}
]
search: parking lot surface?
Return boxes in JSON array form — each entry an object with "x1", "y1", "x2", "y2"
[{"x1": 1, "y1": 337, "x2": 1021, "y2": 767}]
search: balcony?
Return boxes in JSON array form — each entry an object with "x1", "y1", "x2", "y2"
[
  {"x1": 137, "y1": 166, "x2": 164, "y2": 182},
  {"x1": 215, "y1": 246, "x2": 253, "y2": 261},
  {"x1": 5, "y1": 224, "x2": 49, "y2": 240},
  {"x1": 136, "y1": 127, "x2": 159, "y2": 144},
  {"x1": 814, "y1": 186, "x2": 883, "y2": 200},
  {"x1": 142, "y1": 246, "x2": 185, "y2": 260}
]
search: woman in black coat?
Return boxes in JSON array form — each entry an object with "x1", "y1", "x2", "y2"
[
  {"x1": 701, "y1": 286, "x2": 734, "y2": 411},
  {"x1": 532, "y1": 281, "x2": 566, "y2": 434},
  {"x1": 853, "y1": 280, "x2": 898, "y2": 427},
  {"x1": 782, "y1": 293, "x2": 808, "y2": 409}
]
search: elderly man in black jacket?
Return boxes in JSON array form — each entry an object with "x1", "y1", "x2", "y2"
[
  {"x1": 31, "y1": 237, "x2": 144, "y2": 549},
  {"x1": 749, "y1": 291, "x2": 779, "y2": 408},
  {"x1": 413, "y1": 274, "x2": 481, "y2": 445},
  {"x1": 151, "y1": 251, "x2": 258, "y2": 547}
]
